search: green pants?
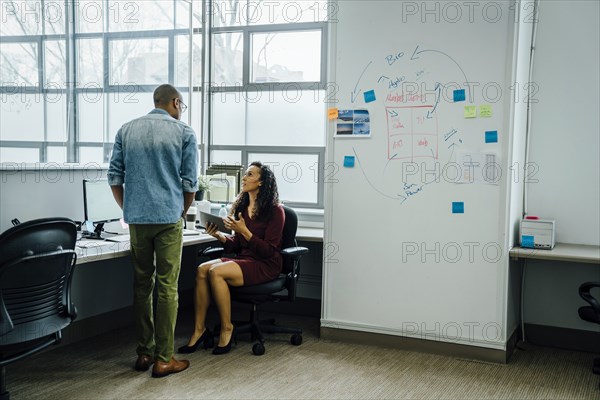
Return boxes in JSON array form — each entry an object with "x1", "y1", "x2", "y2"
[{"x1": 129, "y1": 219, "x2": 183, "y2": 362}]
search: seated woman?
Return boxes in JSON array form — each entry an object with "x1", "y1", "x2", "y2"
[{"x1": 178, "y1": 161, "x2": 284, "y2": 355}]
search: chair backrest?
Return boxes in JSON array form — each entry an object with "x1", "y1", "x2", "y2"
[
  {"x1": 578, "y1": 281, "x2": 600, "y2": 324},
  {"x1": 0, "y1": 218, "x2": 77, "y2": 346},
  {"x1": 280, "y1": 205, "x2": 298, "y2": 274},
  {"x1": 0, "y1": 217, "x2": 77, "y2": 263}
]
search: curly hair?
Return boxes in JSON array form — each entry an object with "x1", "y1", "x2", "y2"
[{"x1": 231, "y1": 161, "x2": 280, "y2": 221}]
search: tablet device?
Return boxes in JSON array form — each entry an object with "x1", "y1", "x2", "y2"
[{"x1": 198, "y1": 211, "x2": 229, "y2": 233}]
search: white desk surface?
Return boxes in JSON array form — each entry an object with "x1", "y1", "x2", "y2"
[
  {"x1": 75, "y1": 233, "x2": 216, "y2": 265},
  {"x1": 509, "y1": 243, "x2": 600, "y2": 264},
  {"x1": 75, "y1": 227, "x2": 324, "y2": 265}
]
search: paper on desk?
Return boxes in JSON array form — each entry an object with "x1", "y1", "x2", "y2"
[{"x1": 76, "y1": 240, "x2": 105, "y2": 248}]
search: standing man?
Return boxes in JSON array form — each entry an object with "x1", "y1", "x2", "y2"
[{"x1": 108, "y1": 84, "x2": 198, "y2": 378}]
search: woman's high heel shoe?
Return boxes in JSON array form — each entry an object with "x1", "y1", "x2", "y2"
[
  {"x1": 178, "y1": 328, "x2": 214, "y2": 354},
  {"x1": 212, "y1": 326, "x2": 236, "y2": 355}
]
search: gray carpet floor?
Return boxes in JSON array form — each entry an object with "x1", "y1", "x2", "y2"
[{"x1": 5, "y1": 311, "x2": 599, "y2": 399}]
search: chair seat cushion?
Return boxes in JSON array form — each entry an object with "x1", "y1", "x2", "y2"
[
  {"x1": 578, "y1": 306, "x2": 600, "y2": 324},
  {"x1": 231, "y1": 274, "x2": 287, "y2": 296}
]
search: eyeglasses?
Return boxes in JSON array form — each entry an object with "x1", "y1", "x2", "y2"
[{"x1": 173, "y1": 98, "x2": 187, "y2": 113}]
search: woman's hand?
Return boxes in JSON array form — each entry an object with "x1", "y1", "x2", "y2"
[
  {"x1": 204, "y1": 222, "x2": 226, "y2": 243},
  {"x1": 224, "y1": 213, "x2": 253, "y2": 241}
]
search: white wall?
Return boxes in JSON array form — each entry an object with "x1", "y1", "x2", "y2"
[
  {"x1": 0, "y1": 166, "x2": 100, "y2": 232},
  {"x1": 523, "y1": 0, "x2": 600, "y2": 331},
  {"x1": 527, "y1": 0, "x2": 600, "y2": 246}
]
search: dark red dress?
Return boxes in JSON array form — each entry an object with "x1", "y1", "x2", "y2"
[{"x1": 221, "y1": 204, "x2": 285, "y2": 286}]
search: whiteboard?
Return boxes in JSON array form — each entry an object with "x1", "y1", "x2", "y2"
[
  {"x1": 527, "y1": 1, "x2": 600, "y2": 246},
  {"x1": 323, "y1": 1, "x2": 519, "y2": 347}
]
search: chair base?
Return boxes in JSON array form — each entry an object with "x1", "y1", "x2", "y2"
[
  {"x1": 1, "y1": 366, "x2": 8, "y2": 400},
  {"x1": 593, "y1": 357, "x2": 600, "y2": 375},
  {"x1": 214, "y1": 305, "x2": 302, "y2": 355}
]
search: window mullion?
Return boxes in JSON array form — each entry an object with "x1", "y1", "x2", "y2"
[{"x1": 66, "y1": 0, "x2": 77, "y2": 163}]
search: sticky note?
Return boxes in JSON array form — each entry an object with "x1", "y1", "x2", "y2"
[
  {"x1": 343, "y1": 156, "x2": 355, "y2": 168},
  {"x1": 328, "y1": 108, "x2": 339, "y2": 120},
  {"x1": 485, "y1": 130, "x2": 498, "y2": 143},
  {"x1": 453, "y1": 89, "x2": 466, "y2": 102},
  {"x1": 521, "y1": 235, "x2": 534, "y2": 248},
  {"x1": 479, "y1": 104, "x2": 492, "y2": 117},
  {"x1": 464, "y1": 106, "x2": 476, "y2": 118},
  {"x1": 364, "y1": 90, "x2": 376, "y2": 103},
  {"x1": 452, "y1": 202, "x2": 464, "y2": 214}
]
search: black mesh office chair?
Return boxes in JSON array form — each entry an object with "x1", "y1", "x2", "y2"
[
  {"x1": 0, "y1": 218, "x2": 78, "y2": 400},
  {"x1": 578, "y1": 281, "x2": 600, "y2": 389},
  {"x1": 201, "y1": 205, "x2": 308, "y2": 355}
]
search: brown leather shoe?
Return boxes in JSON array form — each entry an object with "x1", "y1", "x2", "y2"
[
  {"x1": 151, "y1": 357, "x2": 190, "y2": 378},
  {"x1": 134, "y1": 354, "x2": 154, "y2": 371}
]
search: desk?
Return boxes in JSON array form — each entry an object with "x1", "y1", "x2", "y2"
[
  {"x1": 509, "y1": 243, "x2": 600, "y2": 264},
  {"x1": 75, "y1": 227, "x2": 324, "y2": 265},
  {"x1": 509, "y1": 243, "x2": 600, "y2": 343},
  {"x1": 75, "y1": 233, "x2": 216, "y2": 265}
]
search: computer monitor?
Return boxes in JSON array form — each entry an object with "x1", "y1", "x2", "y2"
[{"x1": 82, "y1": 179, "x2": 123, "y2": 239}]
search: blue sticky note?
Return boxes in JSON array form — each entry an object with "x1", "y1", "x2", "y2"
[
  {"x1": 485, "y1": 130, "x2": 498, "y2": 143},
  {"x1": 364, "y1": 90, "x2": 376, "y2": 103},
  {"x1": 343, "y1": 156, "x2": 355, "y2": 168},
  {"x1": 452, "y1": 202, "x2": 464, "y2": 214},
  {"x1": 521, "y1": 235, "x2": 535, "y2": 248},
  {"x1": 453, "y1": 89, "x2": 466, "y2": 102}
]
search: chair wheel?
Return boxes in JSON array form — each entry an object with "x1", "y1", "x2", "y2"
[
  {"x1": 291, "y1": 334, "x2": 302, "y2": 346},
  {"x1": 252, "y1": 342, "x2": 265, "y2": 355}
]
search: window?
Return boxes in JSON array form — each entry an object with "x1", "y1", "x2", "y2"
[
  {"x1": 0, "y1": 0, "x2": 330, "y2": 208},
  {"x1": 0, "y1": 0, "x2": 197, "y2": 164},
  {"x1": 207, "y1": 0, "x2": 329, "y2": 208}
]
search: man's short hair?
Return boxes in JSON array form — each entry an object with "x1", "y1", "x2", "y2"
[{"x1": 153, "y1": 84, "x2": 180, "y2": 107}]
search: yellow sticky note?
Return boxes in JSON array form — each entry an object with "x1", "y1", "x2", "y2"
[
  {"x1": 479, "y1": 104, "x2": 492, "y2": 117},
  {"x1": 464, "y1": 106, "x2": 477, "y2": 119},
  {"x1": 328, "y1": 108, "x2": 339, "y2": 120}
]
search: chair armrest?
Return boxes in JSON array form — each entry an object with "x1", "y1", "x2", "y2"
[
  {"x1": 579, "y1": 281, "x2": 600, "y2": 314},
  {"x1": 65, "y1": 252, "x2": 78, "y2": 319},
  {"x1": 200, "y1": 246, "x2": 225, "y2": 258},
  {"x1": 281, "y1": 246, "x2": 308, "y2": 258},
  {"x1": 0, "y1": 297, "x2": 14, "y2": 336}
]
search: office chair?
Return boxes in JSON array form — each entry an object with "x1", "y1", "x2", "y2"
[
  {"x1": 0, "y1": 218, "x2": 78, "y2": 400},
  {"x1": 201, "y1": 205, "x2": 308, "y2": 355},
  {"x1": 578, "y1": 281, "x2": 600, "y2": 389}
]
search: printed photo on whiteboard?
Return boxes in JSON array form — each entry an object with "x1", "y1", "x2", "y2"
[{"x1": 335, "y1": 109, "x2": 371, "y2": 138}]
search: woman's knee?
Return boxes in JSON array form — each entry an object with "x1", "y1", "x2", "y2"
[
  {"x1": 196, "y1": 262, "x2": 214, "y2": 280},
  {"x1": 207, "y1": 264, "x2": 224, "y2": 282},
  {"x1": 208, "y1": 262, "x2": 243, "y2": 286}
]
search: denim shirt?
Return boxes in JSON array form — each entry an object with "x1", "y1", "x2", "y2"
[{"x1": 107, "y1": 109, "x2": 198, "y2": 224}]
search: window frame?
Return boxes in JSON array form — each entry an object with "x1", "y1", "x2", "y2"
[{"x1": 206, "y1": 20, "x2": 329, "y2": 209}]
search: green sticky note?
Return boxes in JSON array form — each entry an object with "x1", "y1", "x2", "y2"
[
  {"x1": 479, "y1": 104, "x2": 492, "y2": 117},
  {"x1": 464, "y1": 106, "x2": 477, "y2": 118}
]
